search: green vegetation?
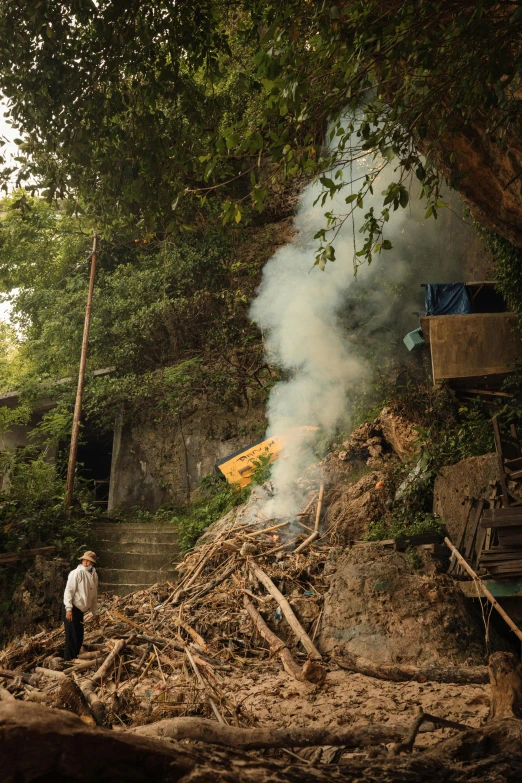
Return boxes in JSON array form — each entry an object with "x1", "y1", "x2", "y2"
[
  {"x1": 363, "y1": 383, "x2": 496, "y2": 543},
  {"x1": 0, "y1": 193, "x2": 274, "y2": 437},
  {"x1": 0, "y1": 2, "x2": 519, "y2": 261},
  {"x1": 0, "y1": 446, "x2": 94, "y2": 558},
  {"x1": 168, "y1": 477, "x2": 249, "y2": 552}
]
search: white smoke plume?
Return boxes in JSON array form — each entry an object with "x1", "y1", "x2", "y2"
[{"x1": 249, "y1": 140, "x2": 480, "y2": 521}]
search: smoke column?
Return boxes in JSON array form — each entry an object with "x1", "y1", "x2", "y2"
[{"x1": 250, "y1": 138, "x2": 481, "y2": 520}]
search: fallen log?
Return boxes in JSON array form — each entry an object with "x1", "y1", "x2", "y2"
[
  {"x1": 130, "y1": 714, "x2": 407, "y2": 748},
  {"x1": 334, "y1": 651, "x2": 489, "y2": 684},
  {"x1": 88, "y1": 636, "x2": 133, "y2": 686},
  {"x1": 0, "y1": 668, "x2": 40, "y2": 687},
  {"x1": 35, "y1": 667, "x2": 66, "y2": 681},
  {"x1": 67, "y1": 658, "x2": 101, "y2": 673},
  {"x1": 250, "y1": 564, "x2": 322, "y2": 661},
  {"x1": 488, "y1": 650, "x2": 522, "y2": 720},
  {"x1": 79, "y1": 636, "x2": 134, "y2": 726},
  {"x1": 243, "y1": 595, "x2": 325, "y2": 684},
  {"x1": 80, "y1": 679, "x2": 106, "y2": 726}
]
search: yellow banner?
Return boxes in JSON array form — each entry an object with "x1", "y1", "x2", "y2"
[{"x1": 216, "y1": 426, "x2": 319, "y2": 488}]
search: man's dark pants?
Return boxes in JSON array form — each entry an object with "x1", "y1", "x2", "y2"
[{"x1": 62, "y1": 604, "x2": 84, "y2": 660}]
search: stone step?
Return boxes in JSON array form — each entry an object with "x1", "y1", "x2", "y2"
[
  {"x1": 99, "y1": 583, "x2": 146, "y2": 597},
  {"x1": 96, "y1": 567, "x2": 178, "y2": 585},
  {"x1": 93, "y1": 541, "x2": 179, "y2": 555},
  {"x1": 95, "y1": 551, "x2": 179, "y2": 570},
  {"x1": 92, "y1": 524, "x2": 177, "y2": 534},
  {"x1": 92, "y1": 531, "x2": 179, "y2": 545}
]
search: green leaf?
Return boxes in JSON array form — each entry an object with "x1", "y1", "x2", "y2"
[
  {"x1": 325, "y1": 244, "x2": 336, "y2": 260},
  {"x1": 320, "y1": 176, "x2": 335, "y2": 189}
]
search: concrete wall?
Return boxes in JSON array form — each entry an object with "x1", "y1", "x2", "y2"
[{"x1": 108, "y1": 404, "x2": 266, "y2": 512}]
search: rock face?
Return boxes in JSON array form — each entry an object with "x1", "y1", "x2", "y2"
[
  {"x1": 434, "y1": 122, "x2": 522, "y2": 250},
  {"x1": 433, "y1": 453, "x2": 499, "y2": 549},
  {"x1": 373, "y1": 407, "x2": 418, "y2": 461},
  {"x1": 109, "y1": 404, "x2": 266, "y2": 512},
  {"x1": 318, "y1": 545, "x2": 502, "y2": 665},
  {"x1": 339, "y1": 407, "x2": 419, "y2": 469},
  {"x1": 9, "y1": 555, "x2": 70, "y2": 639}
]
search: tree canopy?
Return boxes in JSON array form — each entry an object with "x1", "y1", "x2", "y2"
[{"x1": 1, "y1": 1, "x2": 522, "y2": 256}]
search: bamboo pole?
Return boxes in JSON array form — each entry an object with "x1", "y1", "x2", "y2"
[
  {"x1": 184, "y1": 646, "x2": 225, "y2": 724},
  {"x1": 250, "y1": 563, "x2": 322, "y2": 660},
  {"x1": 243, "y1": 595, "x2": 304, "y2": 680},
  {"x1": 294, "y1": 482, "x2": 324, "y2": 555},
  {"x1": 65, "y1": 233, "x2": 99, "y2": 513},
  {"x1": 444, "y1": 536, "x2": 522, "y2": 644}
]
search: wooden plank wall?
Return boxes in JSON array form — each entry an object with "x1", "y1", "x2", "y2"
[{"x1": 421, "y1": 313, "x2": 521, "y2": 383}]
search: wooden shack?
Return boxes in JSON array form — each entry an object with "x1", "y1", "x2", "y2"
[{"x1": 419, "y1": 282, "x2": 522, "y2": 388}]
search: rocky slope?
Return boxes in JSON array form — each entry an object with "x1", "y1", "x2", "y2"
[{"x1": 0, "y1": 404, "x2": 511, "y2": 776}]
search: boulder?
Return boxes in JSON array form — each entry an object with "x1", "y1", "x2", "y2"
[
  {"x1": 318, "y1": 544, "x2": 506, "y2": 665},
  {"x1": 373, "y1": 407, "x2": 418, "y2": 461},
  {"x1": 340, "y1": 408, "x2": 418, "y2": 464},
  {"x1": 9, "y1": 555, "x2": 70, "y2": 638}
]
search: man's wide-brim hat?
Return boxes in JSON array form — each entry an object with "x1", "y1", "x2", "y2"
[{"x1": 79, "y1": 550, "x2": 97, "y2": 563}]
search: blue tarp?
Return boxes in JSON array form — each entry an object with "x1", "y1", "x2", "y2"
[{"x1": 424, "y1": 283, "x2": 471, "y2": 316}]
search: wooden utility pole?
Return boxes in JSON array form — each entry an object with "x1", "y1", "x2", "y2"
[{"x1": 64, "y1": 234, "x2": 99, "y2": 513}]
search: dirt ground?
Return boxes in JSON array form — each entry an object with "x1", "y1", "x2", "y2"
[{"x1": 216, "y1": 662, "x2": 490, "y2": 751}]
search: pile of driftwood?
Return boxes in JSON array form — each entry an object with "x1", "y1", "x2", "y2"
[
  {"x1": 0, "y1": 486, "x2": 331, "y2": 731},
  {"x1": 3, "y1": 485, "x2": 522, "y2": 780}
]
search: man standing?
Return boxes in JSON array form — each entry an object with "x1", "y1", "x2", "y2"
[{"x1": 63, "y1": 550, "x2": 99, "y2": 660}]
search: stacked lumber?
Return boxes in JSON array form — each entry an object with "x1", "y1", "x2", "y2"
[
  {"x1": 479, "y1": 506, "x2": 522, "y2": 578},
  {"x1": 456, "y1": 416, "x2": 522, "y2": 580}
]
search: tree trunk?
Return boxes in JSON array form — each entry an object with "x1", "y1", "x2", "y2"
[
  {"x1": 131, "y1": 715, "x2": 406, "y2": 749},
  {"x1": 334, "y1": 651, "x2": 489, "y2": 684},
  {"x1": 488, "y1": 651, "x2": 522, "y2": 721}
]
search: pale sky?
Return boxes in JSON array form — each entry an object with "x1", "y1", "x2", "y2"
[
  {"x1": 0, "y1": 97, "x2": 20, "y2": 323},
  {"x1": 0, "y1": 98, "x2": 18, "y2": 166}
]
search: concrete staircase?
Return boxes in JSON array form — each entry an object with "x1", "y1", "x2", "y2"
[{"x1": 92, "y1": 523, "x2": 180, "y2": 596}]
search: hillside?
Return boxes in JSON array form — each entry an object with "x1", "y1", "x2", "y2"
[
  {"x1": 3, "y1": 399, "x2": 522, "y2": 781},
  {"x1": 3, "y1": 3, "x2": 522, "y2": 781}
]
